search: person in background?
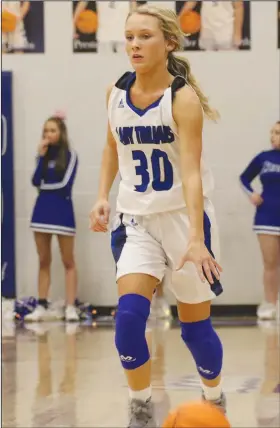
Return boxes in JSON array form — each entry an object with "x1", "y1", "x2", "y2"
[
  {"x1": 240, "y1": 121, "x2": 280, "y2": 321},
  {"x1": 25, "y1": 112, "x2": 79, "y2": 322}
]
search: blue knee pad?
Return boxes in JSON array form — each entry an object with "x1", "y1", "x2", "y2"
[
  {"x1": 181, "y1": 318, "x2": 223, "y2": 380},
  {"x1": 115, "y1": 294, "x2": 150, "y2": 370}
]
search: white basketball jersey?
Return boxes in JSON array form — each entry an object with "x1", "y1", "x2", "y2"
[
  {"x1": 201, "y1": 1, "x2": 234, "y2": 30},
  {"x1": 108, "y1": 72, "x2": 214, "y2": 215}
]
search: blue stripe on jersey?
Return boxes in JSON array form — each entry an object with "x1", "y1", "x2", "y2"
[{"x1": 204, "y1": 212, "x2": 223, "y2": 297}]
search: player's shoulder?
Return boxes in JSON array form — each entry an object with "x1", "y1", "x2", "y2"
[
  {"x1": 257, "y1": 150, "x2": 271, "y2": 159},
  {"x1": 115, "y1": 72, "x2": 133, "y2": 90},
  {"x1": 172, "y1": 78, "x2": 200, "y2": 106},
  {"x1": 171, "y1": 76, "x2": 201, "y2": 119},
  {"x1": 260, "y1": 149, "x2": 280, "y2": 161},
  {"x1": 106, "y1": 72, "x2": 133, "y2": 105}
]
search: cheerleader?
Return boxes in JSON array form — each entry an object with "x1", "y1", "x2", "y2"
[
  {"x1": 240, "y1": 121, "x2": 280, "y2": 320},
  {"x1": 25, "y1": 112, "x2": 79, "y2": 322}
]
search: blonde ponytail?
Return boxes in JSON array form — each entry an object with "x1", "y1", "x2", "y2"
[{"x1": 168, "y1": 53, "x2": 219, "y2": 121}]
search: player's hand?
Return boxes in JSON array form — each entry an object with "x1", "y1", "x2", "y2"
[
  {"x1": 89, "y1": 199, "x2": 111, "y2": 232},
  {"x1": 38, "y1": 138, "x2": 49, "y2": 156},
  {"x1": 176, "y1": 238, "x2": 222, "y2": 285},
  {"x1": 250, "y1": 192, "x2": 263, "y2": 207}
]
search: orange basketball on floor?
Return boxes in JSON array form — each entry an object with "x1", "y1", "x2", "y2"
[
  {"x1": 179, "y1": 11, "x2": 201, "y2": 35},
  {"x1": 162, "y1": 401, "x2": 230, "y2": 428},
  {"x1": 2, "y1": 10, "x2": 17, "y2": 33},
  {"x1": 76, "y1": 10, "x2": 98, "y2": 34}
]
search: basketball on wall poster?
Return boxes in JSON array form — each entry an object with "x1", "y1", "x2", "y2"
[
  {"x1": 176, "y1": 1, "x2": 251, "y2": 51},
  {"x1": 2, "y1": 1, "x2": 44, "y2": 54}
]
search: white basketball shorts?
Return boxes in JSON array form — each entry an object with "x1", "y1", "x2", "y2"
[
  {"x1": 110, "y1": 199, "x2": 223, "y2": 304},
  {"x1": 2, "y1": 22, "x2": 27, "y2": 51},
  {"x1": 199, "y1": 25, "x2": 234, "y2": 51}
]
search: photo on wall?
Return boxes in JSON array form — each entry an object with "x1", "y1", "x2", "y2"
[
  {"x1": 2, "y1": 1, "x2": 44, "y2": 54},
  {"x1": 175, "y1": 1, "x2": 251, "y2": 51},
  {"x1": 73, "y1": 1, "x2": 98, "y2": 53},
  {"x1": 278, "y1": 1, "x2": 280, "y2": 49}
]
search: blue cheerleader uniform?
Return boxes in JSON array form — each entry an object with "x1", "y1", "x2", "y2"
[
  {"x1": 30, "y1": 147, "x2": 78, "y2": 236},
  {"x1": 240, "y1": 149, "x2": 280, "y2": 235}
]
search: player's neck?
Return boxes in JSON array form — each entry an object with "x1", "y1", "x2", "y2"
[{"x1": 134, "y1": 66, "x2": 172, "y2": 94}]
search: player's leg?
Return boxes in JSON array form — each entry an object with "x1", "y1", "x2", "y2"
[
  {"x1": 111, "y1": 213, "x2": 166, "y2": 427},
  {"x1": 199, "y1": 26, "x2": 216, "y2": 51},
  {"x1": 25, "y1": 232, "x2": 52, "y2": 321},
  {"x1": 150, "y1": 277, "x2": 172, "y2": 320},
  {"x1": 57, "y1": 234, "x2": 79, "y2": 322},
  {"x1": 2, "y1": 33, "x2": 9, "y2": 53},
  {"x1": 215, "y1": 25, "x2": 235, "y2": 50},
  {"x1": 10, "y1": 21, "x2": 27, "y2": 53},
  {"x1": 257, "y1": 234, "x2": 280, "y2": 320},
  {"x1": 177, "y1": 300, "x2": 225, "y2": 409},
  {"x1": 161, "y1": 203, "x2": 225, "y2": 410},
  {"x1": 117, "y1": 274, "x2": 158, "y2": 395}
]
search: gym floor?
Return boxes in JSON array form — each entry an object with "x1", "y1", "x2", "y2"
[{"x1": 2, "y1": 319, "x2": 279, "y2": 427}]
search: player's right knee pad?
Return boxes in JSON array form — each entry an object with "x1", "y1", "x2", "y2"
[{"x1": 115, "y1": 294, "x2": 150, "y2": 370}]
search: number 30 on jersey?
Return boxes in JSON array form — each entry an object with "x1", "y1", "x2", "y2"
[{"x1": 132, "y1": 149, "x2": 173, "y2": 192}]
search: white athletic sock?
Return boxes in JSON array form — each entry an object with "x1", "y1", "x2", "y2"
[
  {"x1": 201, "y1": 382, "x2": 222, "y2": 401},
  {"x1": 129, "y1": 386, "x2": 152, "y2": 402}
]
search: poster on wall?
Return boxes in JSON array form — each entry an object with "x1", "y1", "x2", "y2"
[
  {"x1": 175, "y1": 1, "x2": 251, "y2": 51},
  {"x1": 1, "y1": 1, "x2": 45, "y2": 54},
  {"x1": 1, "y1": 72, "x2": 16, "y2": 299},
  {"x1": 73, "y1": 1, "x2": 98, "y2": 53},
  {"x1": 277, "y1": 1, "x2": 280, "y2": 49}
]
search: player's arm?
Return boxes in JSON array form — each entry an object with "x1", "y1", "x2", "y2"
[
  {"x1": 97, "y1": 85, "x2": 119, "y2": 201},
  {"x1": 232, "y1": 1, "x2": 244, "y2": 47},
  {"x1": 239, "y1": 154, "x2": 263, "y2": 195},
  {"x1": 130, "y1": 1, "x2": 137, "y2": 12},
  {"x1": 19, "y1": 1, "x2": 30, "y2": 20},
  {"x1": 179, "y1": 1, "x2": 198, "y2": 16},
  {"x1": 173, "y1": 87, "x2": 204, "y2": 241},
  {"x1": 73, "y1": 1, "x2": 88, "y2": 23}
]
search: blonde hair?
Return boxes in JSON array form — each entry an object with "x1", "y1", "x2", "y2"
[{"x1": 127, "y1": 5, "x2": 219, "y2": 121}]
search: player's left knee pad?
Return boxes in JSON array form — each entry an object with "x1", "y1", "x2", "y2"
[
  {"x1": 181, "y1": 318, "x2": 223, "y2": 380},
  {"x1": 115, "y1": 294, "x2": 150, "y2": 370}
]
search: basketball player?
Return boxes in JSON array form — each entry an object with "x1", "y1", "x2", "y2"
[
  {"x1": 90, "y1": 5, "x2": 225, "y2": 426},
  {"x1": 240, "y1": 122, "x2": 280, "y2": 321},
  {"x1": 180, "y1": 1, "x2": 244, "y2": 51},
  {"x1": 2, "y1": 1, "x2": 30, "y2": 53}
]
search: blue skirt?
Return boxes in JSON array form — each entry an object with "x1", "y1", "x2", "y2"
[
  {"x1": 254, "y1": 202, "x2": 280, "y2": 236},
  {"x1": 30, "y1": 192, "x2": 76, "y2": 236}
]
